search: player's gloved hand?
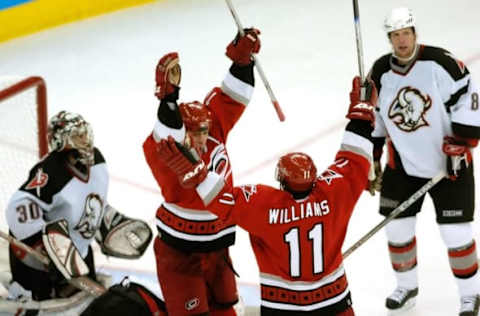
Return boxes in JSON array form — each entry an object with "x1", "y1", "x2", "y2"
[
  {"x1": 156, "y1": 136, "x2": 207, "y2": 188},
  {"x1": 155, "y1": 52, "x2": 181, "y2": 100},
  {"x1": 368, "y1": 161, "x2": 382, "y2": 196},
  {"x1": 226, "y1": 28, "x2": 261, "y2": 66},
  {"x1": 346, "y1": 76, "x2": 377, "y2": 126},
  {"x1": 442, "y1": 136, "x2": 478, "y2": 180}
]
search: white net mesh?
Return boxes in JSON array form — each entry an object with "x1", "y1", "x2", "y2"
[{"x1": 0, "y1": 76, "x2": 47, "y2": 270}]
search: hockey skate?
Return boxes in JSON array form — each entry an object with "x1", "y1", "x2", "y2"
[
  {"x1": 459, "y1": 295, "x2": 480, "y2": 316},
  {"x1": 385, "y1": 287, "x2": 418, "y2": 314}
]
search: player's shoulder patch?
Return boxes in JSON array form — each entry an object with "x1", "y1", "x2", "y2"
[
  {"x1": 240, "y1": 184, "x2": 257, "y2": 202},
  {"x1": 20, "y1": 151, "x2": 72, "y2": 203},
  {"x1": 419, "y1": 45, "x2": 469, "y2": 80}
]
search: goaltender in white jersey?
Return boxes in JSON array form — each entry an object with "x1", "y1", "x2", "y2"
[{"x1": 3, "y1": 111, "x2": 152, "y2": 315}]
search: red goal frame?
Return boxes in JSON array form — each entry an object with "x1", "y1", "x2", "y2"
[{"x1": 0, "y1": 77, "x2": 48, "y2": 157}]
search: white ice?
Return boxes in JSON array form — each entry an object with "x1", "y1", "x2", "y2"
[{"x1": 0, "y1": 0, "x2": 480, "y2": 314}]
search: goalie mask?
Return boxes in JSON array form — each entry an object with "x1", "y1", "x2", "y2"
[
  {"x1": 48, "y1": 111, "x2": 95, "y2": 166},
  {"x1": 276, "y1": 152, "x2": 317, "y2": 193}
]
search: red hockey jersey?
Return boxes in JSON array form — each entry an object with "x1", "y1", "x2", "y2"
[
  {"x1": 144, "y1": 73, "x2": 253, "y2": 252},
  {"x1": 204, "y1": 128, "x2": 372, "y2": 313}
]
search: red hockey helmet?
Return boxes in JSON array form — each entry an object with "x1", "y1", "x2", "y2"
[
  {"x1": 276, "y1": 152, "x2": 317, "y2": 192},
  {"x1": 179, "y1": 101, "x2": 212, "y2": 132}
]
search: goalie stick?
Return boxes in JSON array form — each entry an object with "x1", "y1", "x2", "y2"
[
  {"x1": 224, "y1": 0, "x2": 286, "y2": 122},
  {"x1": 0, "y1": 230, "x2": 106, "y2": 297},
  {"x1": 342, "y1": 172, "x2": 446, "y2": 259}
]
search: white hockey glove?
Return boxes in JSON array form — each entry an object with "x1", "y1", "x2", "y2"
[
  {"x1": 95, "y1": 205, "x2": 153, "y2": 259},
  {"x1": 42, "y1": 219, "x2": 90, "y2": 281}
]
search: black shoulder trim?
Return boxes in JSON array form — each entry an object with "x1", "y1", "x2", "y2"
[
  {"x1": 19, "y1": 151, "x2": 72, "y2": 204},
  {"x1": 419, "y1": 46, "x2": 469, "y2": 81},
  {"x1": 346, "y1": 120, "x2": 373, "y2": 141},
  {"x1": 157, "y1": 99, "x2": 183, "y2": 130},
  {"x1": 93, "y1": 147, "x2": 105, "y2": 165},
  {"x1": 452, "y1": 122, "x2": 480, "y2": 139},
  {"x1": 445, "y1": 81, "x2": 470, "y2": 112},
  {"x1": 229, "y1": 63, "x2": 254, "y2": 86},
  {"x1": 369, "y1": 54, "x2": 391, "y2": 92}
]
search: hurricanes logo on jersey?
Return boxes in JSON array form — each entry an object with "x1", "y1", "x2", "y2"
[
  {"x1": 240, "y1": 184, "x2": 257, "y2": 202},
  {"x1": 388, "y1": 86, "x2": 432, "y2": 132},
  {"x1": 319, "y1": 169, "x2": 342, "y2": 185},
  {"x1": 75, "y1": 194, "x2": 104, "y2": 238},
  {"x1": 208, "y1": 143, "x2": 231, "y2": 179}
]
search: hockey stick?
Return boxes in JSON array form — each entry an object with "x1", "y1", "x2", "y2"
[
  {"x1": 0, "y1": 290, "x2": 91, "y2": 313},
  {"x1": 342, "y1": 172, "x2": 446, "y2": 259},
  {"x1": 224, "y1": 0, "x2": 286, "y2": 122},
  {"x1": 0, "y1": 230, "x2": 106, "y2": 297},
  {"x1": 352, "y1": 0, "x2": 366, "y2": 82}
]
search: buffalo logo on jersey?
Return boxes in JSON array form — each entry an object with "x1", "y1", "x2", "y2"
[
  {"x1": 75, "y1": 193, "x2": 104, "y2": 238},
  {"x1": 388, "y1": 86, "x2": 432, "y2": 132},
  {"x1": 25, "y1": 168, "x2": 49, "y2": 192}
]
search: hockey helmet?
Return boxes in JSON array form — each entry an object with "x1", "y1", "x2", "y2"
[
  {"x1": 179, "y1": 101, "x2": 212, "y2": 132},
  {"x1": 384, "y1": 7, "x2": 415, "y2": 35},
  {"x1": 48, "y1": 111, "x2": 94, "y2": 166},
  {"x1": 275, "y1": 152, "x2": 317, "y2": 192}
]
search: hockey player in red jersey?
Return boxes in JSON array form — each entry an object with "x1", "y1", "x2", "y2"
[
  {"x1": 155, "y1": 76, "x2": 377, "y2": 315},
  {"x1": 143, "y1": 28, "x2": 261, "y2": 316}
]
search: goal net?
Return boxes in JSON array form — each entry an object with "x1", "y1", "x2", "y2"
[{"x1": 0, "y1": 76, "x2": 48, "y2": 271}]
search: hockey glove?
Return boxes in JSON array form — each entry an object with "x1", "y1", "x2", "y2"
[
  {"x1": 155, "y1": 52, "x2": 181, "y2": 100},
  {"x1": 226, "y1": 28, "x2": 261, "y2": 66},
  {"x1": 156, "y1": 136, "x2": 207, "y2": 188},
  {"x1": 368, "y1": 161, "x2": 383, "y2": 196},
  {"x1": 95, "y1": 205, "x2": 153, "y2": 259},
  {"x1": 442, "y1": 136, "x2": 478, "y2": 180},
  {"x1": 347, "y1": 76, "x2": 377, "y2": 126}
]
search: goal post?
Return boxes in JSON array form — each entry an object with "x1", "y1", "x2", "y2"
[{"x1": 0, "y1": 76, "x2": 48, "y2": 270}]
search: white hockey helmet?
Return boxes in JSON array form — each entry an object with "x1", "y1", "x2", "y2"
[
  {"x1": 384, "y1": 7, "x2": 415, "y2": 34},
  {"x1": 48, "y1": 111, "x2": 95, "y2": 166}
]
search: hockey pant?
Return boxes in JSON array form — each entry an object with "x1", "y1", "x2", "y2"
[{"x1": 154, "y1": 237, "x2": 238, "y2": 315}]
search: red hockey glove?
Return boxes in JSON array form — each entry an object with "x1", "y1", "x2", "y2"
[
  {"x1": 226, "y1": 28, "x2": 261, "y2": 66},
  {"x1": 346, "y1": 76, "x2": 377, "y2": 126},
  {"x1": 156, "y1": 136, "x2": 207, "y2": 188},
  {"x1": 155, "y1": 52, "x2": 181, "y2": 100},
  {"x1": 442, "y1": 136, "x2": 478, "y2": 180}
]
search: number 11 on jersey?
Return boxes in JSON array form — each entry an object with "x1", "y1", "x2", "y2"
[{"x1": 284, "y1": 223, "x2": 324, "y2": 277}]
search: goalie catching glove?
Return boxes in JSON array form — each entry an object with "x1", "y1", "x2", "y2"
[
  {"x1": 95, "y1": 205, "x2": 153, "y2": 259},
  {"x1": 155, "y1": 52, "x2": 181, "y2": 100}
]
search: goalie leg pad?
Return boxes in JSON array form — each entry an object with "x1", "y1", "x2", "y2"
[
  {"x1": 96, "y1": 205, "x2": 153, "y2": 259},
  {"x1": 42, "y1": 219, "x2": 90, "y2": 280}
]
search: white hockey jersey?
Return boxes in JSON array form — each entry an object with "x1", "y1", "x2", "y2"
[
  {"x1": 6, "y1": 148, "x2": 109, "y2": 259},
  {"x1": 369, "y1": 44, "x2": 480, "y2": 178}
]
